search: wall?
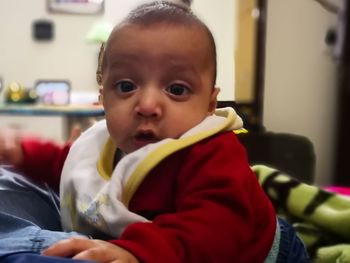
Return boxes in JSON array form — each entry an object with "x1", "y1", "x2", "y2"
[
  {"x1": 0, "y1": 0, "x2": 235, "y2": 100},
  {"x1": 192, "y1": 0, "x2": 235, "y2": 99},
  {"x1": 263, "y1": 0, "x2": 340, "y2": 185},
  {"x1": 234, "y1": 0, "x2": 257, "y2": 102}
]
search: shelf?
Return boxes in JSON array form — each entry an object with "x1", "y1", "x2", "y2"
[{"x1": 0, "y1": 104, "x2": 105, "y2": 117}]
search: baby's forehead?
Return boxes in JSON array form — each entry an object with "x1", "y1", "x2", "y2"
[
  {"x1": 103, "y1": 23, "x2": 212, "y2": 68},
  {"x1": 104, "y1": 23, "x2": 209, "y2": 63},
  {"x1": 100, "y1": 20, "x2": 217, "y2": 85},
  {"x1": 112, "y1": 21, "x2": 201, "y2": 36},
  {"x1": 107, "y1": 22, "x2": 209, "y2": 49}
]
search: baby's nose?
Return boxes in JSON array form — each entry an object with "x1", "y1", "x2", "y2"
[{"x1": 135, "y1": 89, "x2": 162, "y2": 118}]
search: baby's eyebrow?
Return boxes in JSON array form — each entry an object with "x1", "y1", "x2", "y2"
[
  {"x1": 167, "y1": 63, "x2": 197, "y2": 72},
  {"x1": 107, "y1": 54, "x2": 141, "y2": 68},
  {"x1": 105, "y1": 61, "x2": 135, "y2": 73}
]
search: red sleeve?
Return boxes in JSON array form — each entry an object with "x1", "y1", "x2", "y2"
[
  {"x1": 110, "y1": 132, "x2": 276, "y2": 263},
  {"x1": 18, "y1": 138, "x2": 70, "y2": 193}
]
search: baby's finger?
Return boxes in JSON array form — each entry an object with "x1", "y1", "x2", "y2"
[
  {"x1": 72, "y1": 247, "x2": 112, "y2": 262},
  {"x1": 42, "y1": 237, "x2": 92, "y2": 258},
  {"x1": 72, "y1": 240, "x2": 137, "y2": 263}
]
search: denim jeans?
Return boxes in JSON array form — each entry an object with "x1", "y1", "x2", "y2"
[
  {"x1": 0, "y1": 212, "x2": 84, "y2": 256},
  {"x1": 0, "y1": 167, "x2": 91, "y2": 262},
  {"x1": 276, "y1": 217, "x2": 311, "y2": 263},
  {"x1": 0, "y1": 253, "x2": 95, "y2": 263}
]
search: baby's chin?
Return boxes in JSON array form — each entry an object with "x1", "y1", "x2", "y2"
[
  {"x1": 133, "y1": 139, "x2": 158, "y2": 151},
  {"x1": 121, "y1": 131, "x2": 183, "y2": 154}
]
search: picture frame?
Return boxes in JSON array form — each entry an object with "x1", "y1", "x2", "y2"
[
  {"x1": 47, "y1": 0, "x2": 104, "y2": 15},
  {"x1": 35, "y1": 80, "x2": 71, "y2": 105}
]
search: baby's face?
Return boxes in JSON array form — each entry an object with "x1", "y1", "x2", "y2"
[{"x1": 100, "y1": 23, "x2": 219, "y2": 154}]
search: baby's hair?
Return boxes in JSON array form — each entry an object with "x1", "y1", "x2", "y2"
[
  {"x1": 181, "y1": 0, "x2": 193, "y2": 6},
  {"x1": 96, "y1": 0, "x2": 216, "y2": 86},
  {"x1": 96, "y1": 42, "x2": 105, "y2": 86}
]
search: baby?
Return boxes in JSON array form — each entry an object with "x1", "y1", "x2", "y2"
[{"x1": 0, "y1": 1, "x2": 308, "y2": 262}]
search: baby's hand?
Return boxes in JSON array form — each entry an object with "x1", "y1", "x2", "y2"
[
  {"x1": 43, "y1": 237, "x2": 140, "y2": 263},
  {"x1": 0, "y1": 128, "x2": 23, "y2": 166}
]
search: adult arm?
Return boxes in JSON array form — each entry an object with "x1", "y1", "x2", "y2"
[{"x1": 19, "y1": 138, "x2": 70, "y2": 193}]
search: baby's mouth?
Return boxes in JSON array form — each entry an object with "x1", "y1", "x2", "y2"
[{"x1": 134, "y1": 131, "x2": 159, "y2": 145}]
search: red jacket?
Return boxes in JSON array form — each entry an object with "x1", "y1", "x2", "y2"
[{"x1": 19, "y1": 131, "x2": 276, "y2": 263}]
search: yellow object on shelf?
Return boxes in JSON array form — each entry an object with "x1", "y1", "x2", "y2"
[{"x1": 4, "y1": 81, "x2": 38, "y2": 104}]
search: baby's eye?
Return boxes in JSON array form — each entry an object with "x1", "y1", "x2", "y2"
[
  {"x1": 165, "y1": 84, "x2": 191, "y2": 97},
  {"x1": 114, "y1": 81, "x2": 137, "y2": 93}
]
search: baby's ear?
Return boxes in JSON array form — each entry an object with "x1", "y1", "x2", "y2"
[
  {"x1": 208, "y1": 87, "x2": 220, "y2": 115},
  {"x1": 96, "y1": 72, "x2": 103, "y2": 86},
  {"x1": 98, "y1": 88, "x2": 104, "y2": 104}
]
